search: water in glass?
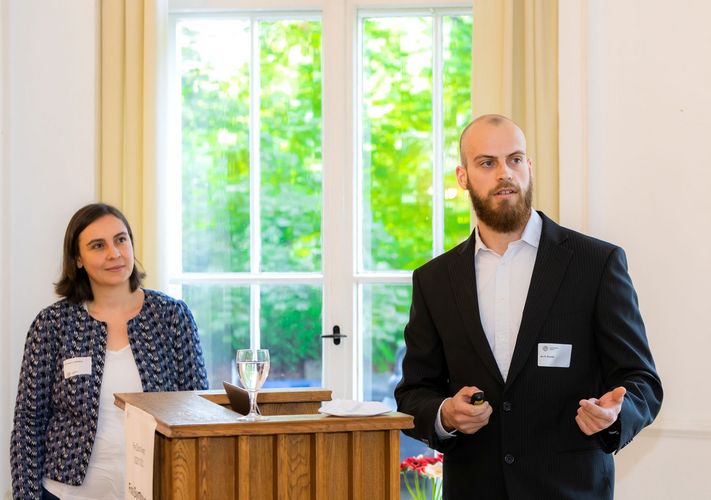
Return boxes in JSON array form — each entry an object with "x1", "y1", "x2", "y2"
[{"x1": 236, "y1": 349, "x2": 270, "y2": 421}]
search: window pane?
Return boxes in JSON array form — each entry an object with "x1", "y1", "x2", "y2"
[
  {"x1": 260, "y1": 284, "x2": 322, "y2": 387},
  {"x1": 183, "y1": 284, "x2": 250, "y2": 388},
  {"x1": 361, "y1": 283, "x2": 411, "y2": 403},
  {"x1": 361, "y1": 17, "x2": 434, "y2": 271},
  {"x1": 179, "y1": 19, "x2": 251, "y2": 272},
  {"x1": 443, "y1": 14, "x2": 473, "y2": 250},
  {"x1": 260, "y1": 20, "x2": 323, "y2": 272},
  {"x1": 360, "y1": 283, "x2": 435, "y2": 495}
]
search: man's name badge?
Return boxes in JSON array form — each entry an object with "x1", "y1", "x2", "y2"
[
  {"x1": 63, "y1": 356, "x2": 92, "y2": 378},
  {"x1": 537, "y1": 343, "x2": 572, "y2": 368}
]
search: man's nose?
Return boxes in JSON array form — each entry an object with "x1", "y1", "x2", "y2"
[{"x1": 496, "y1": 162, "x2": 513, "y2": 180}]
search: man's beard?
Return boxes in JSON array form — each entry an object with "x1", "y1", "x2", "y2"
[{"x1": 467, "y1": 179, "x2": 533, "y2": 233}]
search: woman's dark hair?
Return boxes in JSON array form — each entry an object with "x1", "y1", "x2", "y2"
[{"x1": 55, "y1": 203, "x2": 146, "y2": 303}]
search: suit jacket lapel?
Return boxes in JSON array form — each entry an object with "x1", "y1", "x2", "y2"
[
  {"x1": 449, "y1": 232, "x2": 505, "y2": 385},
  {"x1": 505, "y1": 213, "x2": 572, "y2": 389}
]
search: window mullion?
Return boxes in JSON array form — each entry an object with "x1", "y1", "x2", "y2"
[
  {"x1": 321, "y1": 0, "x2": 356, "y2": 399},
  {"x1": 354, "y1": 11, "x2": 367, "y2": 400}
]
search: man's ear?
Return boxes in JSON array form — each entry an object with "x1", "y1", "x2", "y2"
[{"x1": 455, "y1": 165, "x2": 468, "y2": 190}]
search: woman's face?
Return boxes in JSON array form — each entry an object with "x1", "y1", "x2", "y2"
[{"x1": 76, "y1": 214, "x2": 135, "y2": 291}]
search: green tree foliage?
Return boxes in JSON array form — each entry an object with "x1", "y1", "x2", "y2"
[
  {"x1": 361, "y1": 15, "x2": 472, "y2": 375},
  {"x1": 181, "y1": 22, "x2": 251, "y2": 274},
  {"x1": 443, "y1": 16, "x2": 475, "y2": 251},
  {"x1": 183, "y1": 285, "x2": 250, "y2": 386},
  {"x1": 180, "y1": 21, "x2": 253, "y2": 386},
  {"x1": 260, "y1": 285, "x2": 322, "y2": 381},
  {"x1": 260, "y1": 21, "x2": 323, "y2": 273},
  {"x1": 363, "y1": 284, "x2": 412, "y2": 389},
  {"x1": 362, "y1": 17, "x2": 434, "y2": 271}
]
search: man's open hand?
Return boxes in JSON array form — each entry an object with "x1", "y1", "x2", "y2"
[{"x1": 576, "y1": 386, "x2": 626, "y2": 435}]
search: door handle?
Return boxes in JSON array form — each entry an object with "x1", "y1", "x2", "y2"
[{"x1": 321, "y1": 325, "x2": 348, "y2": 346}]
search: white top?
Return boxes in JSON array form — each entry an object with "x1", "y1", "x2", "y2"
[
  {"x1": 44, "y1": 344, "x2": 143, "y2": 500},
  {"x1": 435, "y1": 210, "x2": 542, "y2": 438}
]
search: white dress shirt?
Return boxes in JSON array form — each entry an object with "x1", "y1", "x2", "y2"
[{"x1": 435, "y1": 210, "x2": 542, "y2": 438}]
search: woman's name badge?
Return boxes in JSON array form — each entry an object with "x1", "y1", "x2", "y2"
[
  {"x1": 63, "y1": 357, "x2": 92, "y2": 378},
  {"x1": 537, "y1": 343, "x2": 572, "y2": 368}
]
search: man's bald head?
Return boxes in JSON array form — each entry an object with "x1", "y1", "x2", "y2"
[{"x1": 458, "y1": 114, "x2": 525, "y2": 167}]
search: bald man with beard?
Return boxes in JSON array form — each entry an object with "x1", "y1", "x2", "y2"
[{"x1": 395, "y1": 115, "x2": 662, "y2": 499}]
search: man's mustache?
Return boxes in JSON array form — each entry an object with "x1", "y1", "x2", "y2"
[{"x1": 489, "y1": 181, "x2": 520, "y2": 196}]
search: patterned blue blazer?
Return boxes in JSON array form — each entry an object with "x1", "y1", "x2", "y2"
[{"x1": 10, "y1": 289, "x2": 209, "y2": 499}]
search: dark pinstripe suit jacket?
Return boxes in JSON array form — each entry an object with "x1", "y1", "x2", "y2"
[{"x1": 395, "y1": 212, "x2": 662, "y2": 500}]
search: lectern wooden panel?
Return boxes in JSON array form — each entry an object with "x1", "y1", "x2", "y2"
[{"x1": 115, "y1": 390, "x2": 413, "y2": 500}]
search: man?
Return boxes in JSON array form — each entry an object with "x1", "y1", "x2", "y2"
[{"x1": 395, "y1": 115, "x2": 662, "y2": 499}]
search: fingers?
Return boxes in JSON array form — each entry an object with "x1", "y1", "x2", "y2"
[
  {"x1": 576, "y1": 401, "x2": 615, "y2": 435},
  {"x1": 454, "y1": 386, "x2": 481, "y2": 403},
  {"x1": 454, "y1": 401, "x2": 493, "y2": 434},
  {"x1": 575, "y1": 413, "x2": 595, "y2": 436},
  {"x1": 442, "y1": 386, "x2": 492, "y2": 435},
  {"x1": 575, "y1": 387, "x2": 626, "y2": 435},
  {"x1": 611, "y1": 386, "x2": 627, "y2": 403},
  {"x1": 598, "y1": 386, "x2": 627, "y2": 407}
]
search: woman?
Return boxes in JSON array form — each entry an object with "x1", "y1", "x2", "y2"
[{"x1": 10, "y1": 203, "x2": 209, "y2": 499}]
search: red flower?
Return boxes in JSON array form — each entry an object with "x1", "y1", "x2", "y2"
[
  {"x1": 399, "y1": 453, "x2": 443, "y2": 474},
  {"x1": 400, "y1": 453, "x2": 444, "y2": 500}
]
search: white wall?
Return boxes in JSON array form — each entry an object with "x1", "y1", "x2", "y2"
[
  {"x1": 0, "y1": 0, "x2": 8, "y2": 493},
  {"x1": 0, "y1": 0, "x2": 98, "y2": 497},
  {"x1": 560, "y1": 1, "x2": 711, "y2": 498}
]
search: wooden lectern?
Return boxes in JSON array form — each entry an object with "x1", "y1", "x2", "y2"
[{"x1": 115, "y1": 389, "x2": 413, "y2": 499}]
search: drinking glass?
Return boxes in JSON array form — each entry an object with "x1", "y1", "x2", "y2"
[{"x1": 236, "y1": 349, "x2": 270, "y2": 421}]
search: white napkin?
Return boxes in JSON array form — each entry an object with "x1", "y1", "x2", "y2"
[{"x1": 318, "y1": 399, "x2": 392, "y2": 417}]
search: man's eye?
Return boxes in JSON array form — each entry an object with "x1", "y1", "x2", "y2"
[{"x1": 481, "y1": 160, "x2": 493, "y2": 167}]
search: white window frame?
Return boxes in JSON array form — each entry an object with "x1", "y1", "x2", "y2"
[{"x1": 166, "y1": 0, "x2": 472, "y2": 399}]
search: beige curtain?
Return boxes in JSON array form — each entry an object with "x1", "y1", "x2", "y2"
[
  {"x1": 100, "y1": 0, "x2": 167, "y2": 288},
  {"x1": 472, "y1": 0, "x2": 559, "y2": 220}
]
